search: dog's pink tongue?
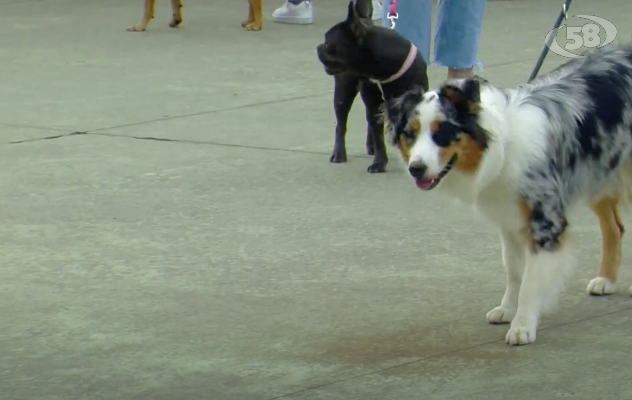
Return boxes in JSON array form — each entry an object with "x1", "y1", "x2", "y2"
[{"x1": 415, "y1": 177, "x2": 435, "y2": 190}]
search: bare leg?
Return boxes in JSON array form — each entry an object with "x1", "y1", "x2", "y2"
[
  {"x1": 242, "y1": 1, "x2": 255, "y2": 27},
  {"x1": 169, "y1": 0, "x2": 183, "y2": 28},
  {"x1": 127, "y1": 0, "x2": 156, "y2": 32},
  {"x1": 447, "y1": 68, "x2": 473, "y2": 80},
  {"x1": 243, "y1": 0, "x2": 263, "y2": 31}
]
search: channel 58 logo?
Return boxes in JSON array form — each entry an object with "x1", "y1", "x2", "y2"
[{"x1": 545, "y1": 15, "x2": 618, "y2": 58}]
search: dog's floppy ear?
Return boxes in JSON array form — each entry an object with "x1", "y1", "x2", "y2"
[
  {"x1": 384, "y1": 86, "x2": 425, "y2": 145},
  {"x1": 462, "y1": 76, "x2": 485, "y2": 105},
  {"x1": 440, "y1": 76, "x2": 484, "y2": 115},
  {"x1": 346, "y1": 0, "x2": 369, "y2": 41},
  {"x1": 353, "y1": 0, "x2": 373, "y2": 20},
  {"x1": 439, "y1": 85, "x2": 467, "y2": 110}
]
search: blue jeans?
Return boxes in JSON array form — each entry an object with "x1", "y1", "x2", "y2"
[{"x1": 382, "y1": 0, "x2": 486, "y2": 70}]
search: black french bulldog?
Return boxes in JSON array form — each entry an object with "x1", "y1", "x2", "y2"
[{"x1": 317, "y1": 0, "x2": 429, "y2": 172}]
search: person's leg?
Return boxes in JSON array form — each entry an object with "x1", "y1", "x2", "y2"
[
  {"x1": 371, "y1": 0, "x2": 382, "y2": 21},
  {"x1": 381, "y1": 0, "x2": 432, "y2": 65},
  {"x1": 434, "y1": 0, "x2": 487, "y2": 79},
  {"x1": 272, "y1": 0, "x2": 313, "y2": 25}
]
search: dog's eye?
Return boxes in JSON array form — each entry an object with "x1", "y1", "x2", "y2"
[
  {"x1": 404, "y1": 134, "x2": 417, "y2": 147},
  {"x1": 432, "y1": 121, "x2": 461, "y2": 147},
  {"x1": 392, "y1": 130, "x2": 416, "y2": 150}
]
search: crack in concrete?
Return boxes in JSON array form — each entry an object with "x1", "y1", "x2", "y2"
[
  {"x1": 8, "y1": 130, "x2": 372, "y2": 159},
  {"x1": 88, "y1": 93, "x2": 331, "y2": 133},
  {"x1": 2, "y1": 56, "x2": 541, "y2": 157},
  {"x1": 0, "y1": 57, "x2": 539, "y2": 146},
  {"x1": 8, "y1": 131, "x2": 87, "y2": 144}
]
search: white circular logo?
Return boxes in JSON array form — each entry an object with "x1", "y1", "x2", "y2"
[{"x1": 545, "y1": 15, "x2": 618, "y2": 58}]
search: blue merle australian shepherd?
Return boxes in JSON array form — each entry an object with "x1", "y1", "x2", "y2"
[{"x1": 385, "y1": 44, "x2": 632, "y2": 346}]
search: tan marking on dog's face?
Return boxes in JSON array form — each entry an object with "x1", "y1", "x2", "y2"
[
  {"x1": 398, "y1": 136, "x2": 411, "y2": 161},
  {"x1": 408, "y1": 118, "x2": 420, "y2": 134},
  {"x1": 429, "y1": 120, "x2": 440, "y2": 135},
  {"x1": 428, "y1": 119, "x2": 485, "y2": 174},
  {"x1": 440, "y1": 135, "x2": 485, "y2": 173},
  {"x1": 396, "y1": 117, "x2": 421, "y2": 162}
]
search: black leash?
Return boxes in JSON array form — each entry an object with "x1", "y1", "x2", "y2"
[{"x1": 527, "y1": 0, "x2": 573, "y2": 82}]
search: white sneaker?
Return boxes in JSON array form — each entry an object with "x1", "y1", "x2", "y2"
[
  {"x1": 272, "y1": 1, "x2": 313, "y2": 25},
  {"x1": 371, "y1": 0, "x2": 382, "y2": 21}
]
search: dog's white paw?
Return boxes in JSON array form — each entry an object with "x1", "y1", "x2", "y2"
[
  {"x1": 486, "y1": 306, "x2": 516, "y2": 324},
  {"x1": 587, "y1": 277, "x2": 616, "y2": 296},
  {"x1": 505, "y1": 324, "x2": 537, "y2": 346}
]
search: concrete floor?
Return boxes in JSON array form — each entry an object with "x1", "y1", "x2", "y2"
[{"x1": 1, "y1": 0, "x2": 632, "y2": 399}]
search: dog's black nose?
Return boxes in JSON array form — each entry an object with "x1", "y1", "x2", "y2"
[{"x1": 408, "y1": 163, "x2": 427, "y2": 179}]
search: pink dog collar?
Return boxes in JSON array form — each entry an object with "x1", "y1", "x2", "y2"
[{"x1": 380, "y1": 43, "x2": 418, "y2": 84}]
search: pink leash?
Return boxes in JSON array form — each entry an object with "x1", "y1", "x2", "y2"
[
  {"x1": 380, "y1": 0, "x2": 417, "y2": 84},
  {"x1": 387, "y1": 0, "x2": 398, "y2": 29}
]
